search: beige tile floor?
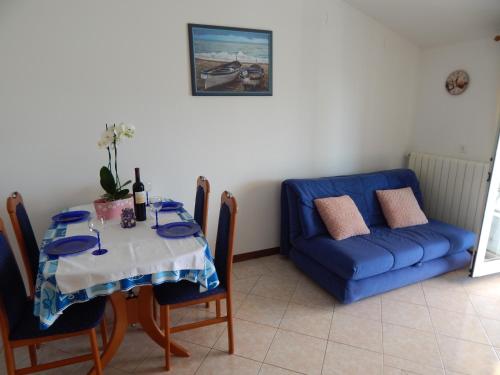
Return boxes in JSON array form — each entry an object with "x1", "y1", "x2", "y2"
[{"x1": 3, "y1": 254, "x2": 500, "y2": 374}]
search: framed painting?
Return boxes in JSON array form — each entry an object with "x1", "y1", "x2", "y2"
[{"x1": 188, "y1": 24, "x2": 273, "y2": 96}]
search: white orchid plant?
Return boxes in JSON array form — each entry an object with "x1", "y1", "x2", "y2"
[{"x1": 98, "y1": 123, "x2": 135, "y2": 201}]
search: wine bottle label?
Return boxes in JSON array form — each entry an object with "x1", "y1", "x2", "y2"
[{"x1": 135, "y1": 191, "x2": 146, "y2": 204}]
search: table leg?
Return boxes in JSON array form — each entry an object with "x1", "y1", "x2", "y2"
[
  {"x1": 137, "y1": 285, "x2": 190, "y2": 357},
  {"x1": 87, "y1": 293, "x2": 128, "y2": 375}
]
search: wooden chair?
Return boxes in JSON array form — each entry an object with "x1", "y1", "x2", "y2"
[
  {"x1": 153, "y1": 191, "x2": 237, "y2": 371},
  {"x1": 155, "y1": 177, "x2": 212, "y2": 323},
  {"x1": 194, "y1": 176, "x2": 210, "y2": 235},
  {"x1": 6, "y1": 192, "x2": 108, "y2": 347},
  {"x1": 0, "y1": 218, "x2": 106, "y2": 375}
]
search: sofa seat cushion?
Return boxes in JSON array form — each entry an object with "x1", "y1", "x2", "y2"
[
  {"x1": 366, "y1": 227, "x2": 426, "y2": 269},
  {"x1": 425, "y1": 219, "x2": 476, "y2": 254},
  {"x1": 293, "y1": 219, "x2": 469, "y2": 280},
  {"x1": 294, "y1": 232, "x2": 424, "y2": 281},
  {"x1": 371, "y1": 224, "x2": 450, "y2": 263},
  {"x1": 294, "y1": 234, "x2": 392, "y2": 280}
]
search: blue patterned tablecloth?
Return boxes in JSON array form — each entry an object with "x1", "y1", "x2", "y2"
[{"x1": 34, "y1": 206, "x2": 219, "y2": 329}]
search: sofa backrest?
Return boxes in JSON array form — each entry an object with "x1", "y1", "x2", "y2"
[{"x1": 282, "y1": 169, "x2": 423, "y2": 243}]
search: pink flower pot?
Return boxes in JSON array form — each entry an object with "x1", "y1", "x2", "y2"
[{"x1": 93, "y1": 196, "x2": 134, "y2": 220}]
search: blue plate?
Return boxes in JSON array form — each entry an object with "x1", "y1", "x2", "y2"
[
  {"x1": 52, "y1": 210, "x2": 90, "y2": 224},
  {"x1": 157, "y1": 222, "x2": 201, "y2": 238},
  {"x1": 44, "y1": 235, "x2": 98, "y2": 256},
  {"x1": 160, "y1": 201, "x2": 184, "y2": 212}
]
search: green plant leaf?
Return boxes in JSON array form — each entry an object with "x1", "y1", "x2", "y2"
[
  {"x1": 100, "y1": 166, "x2": 117, "y2": 195},
  {"x1": 120, "y1": 180, "x2": 132, "y2": 188},
  {"x1": 101, "y1": 193, "x2": 114, "y2": 201},
  {"x1": 115, "y1": 189, "x2": 130, "y2": 199}
]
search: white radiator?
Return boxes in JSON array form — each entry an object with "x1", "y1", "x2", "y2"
[{"x1": 408, "y1": 152, "x2": 490, "y2": 235}]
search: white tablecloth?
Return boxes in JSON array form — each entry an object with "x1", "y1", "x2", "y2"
[{"x1": 55, "y1": 205, "x2": 205, "y2": 293}]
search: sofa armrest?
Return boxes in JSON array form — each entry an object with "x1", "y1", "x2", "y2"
[{"x1": 281, "y1": 181, "x2": 305, "y2": 255}]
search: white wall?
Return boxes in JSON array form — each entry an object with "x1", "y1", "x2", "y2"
[
  {"x1": 312, "y1": 0, "x2": 419, "y2": 175},
  {"x1": 412, "y1": 38, "x2": 500, "y2": 162},
  {"x1": 0, "y1": 0, "x2": 419, "y2": 256}
]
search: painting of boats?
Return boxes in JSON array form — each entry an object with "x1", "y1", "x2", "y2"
[
  {"x1": 240, "y1": 64, "x2": 265, "y2": 89},
  {"x1": 188, "y1": 24, "x2": 272, "y2": 96},
  {"x1": 201, "y1": 61, "x2": 241, "y2": 89}
]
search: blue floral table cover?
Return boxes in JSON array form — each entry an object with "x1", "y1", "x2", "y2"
[{"x1": 34, "y1": 206, "x2": 219, "y2": 329}]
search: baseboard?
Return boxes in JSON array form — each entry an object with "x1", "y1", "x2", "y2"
[{"x1": 233, "y1": 247, "x2": 280, "y2": 262}]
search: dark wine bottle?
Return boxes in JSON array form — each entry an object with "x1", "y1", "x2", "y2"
[{"x1": 133, "y1": 167, "x2": 146, "y2": 221}]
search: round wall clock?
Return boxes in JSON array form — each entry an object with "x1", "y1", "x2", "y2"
[{"x1": 445, "y1": 70, "x2": 469, "y2": 95}]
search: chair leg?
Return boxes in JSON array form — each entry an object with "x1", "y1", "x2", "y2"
[
  {"x1": 216, "y1": 299, "x2": 221, "y2": 318},
  {"x1": 226, "y1": 295, "x2": 234, "y2": 354},
  {"x1": 153, "y1": 299, "x2": 158, "y2": 321},
  {"x1": 100, "y1": 318, "x2": 108, "y2": 348},
  {"x1": 28, "y1": 344, "x2": 37, "y2": 366},
  {"x1": 3, "y1": 343, "x2": 16, "y2": 375},
  {"x1": 89, "y1": 328, "x2": 103, "y2": 375},
  {"x1": 159, "y1": 305, "x2": 164, "y2": 330},
  {"x1": 160, "y1": 306, "x2": 171, "y2": 371}
]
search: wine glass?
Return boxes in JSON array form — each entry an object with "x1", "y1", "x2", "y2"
[
  {"x1": 88, "y1": 216, "x2": 108, "y2": 256},
  {"x1": 145, "y1": 181, "x2": 153, "y2": 206},
  {"x1": 149, "y1": 196, "x2": 163, "y2": 229}
]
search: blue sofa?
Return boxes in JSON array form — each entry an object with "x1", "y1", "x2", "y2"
[{"x1": 280, "y1": 169, "x2": 476, "y2": 303}]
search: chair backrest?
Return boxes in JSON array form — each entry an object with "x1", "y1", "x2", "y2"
[
  {"x1": 0, "y1": 218, "x2": 29, "y2": 336},
  {"x1": 6, "y1": 192, "x2": 39, "y2": 298},
  {"x1": 214, "y1": 191, "x2": 237, "y2": 290},
  {"x1": 194, "y1": 176, "x2": 210, "y2": 235}
]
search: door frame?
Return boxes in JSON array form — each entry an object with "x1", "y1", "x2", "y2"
[{"x1": 471, "y1": 129, "x2": 500, "y2": 277}]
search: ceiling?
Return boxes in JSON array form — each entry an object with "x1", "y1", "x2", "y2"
[{"x1": 343, "y1": 0, "x2": 500, "y2": 47}]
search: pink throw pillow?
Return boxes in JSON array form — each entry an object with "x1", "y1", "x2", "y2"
[
  {"x1": 376, "y1": 187, "x2": 428, "y2": 229},
  {"x1": 314, "y1": 195, "x2": 370, "y2": 240}
]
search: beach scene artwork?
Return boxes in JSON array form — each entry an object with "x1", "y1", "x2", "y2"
[{"x1": 188, "y1": 24, "x2": 272, "y2": 96}]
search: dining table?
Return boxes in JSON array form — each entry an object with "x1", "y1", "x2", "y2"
[{"x1": 34, "y1": 201, "x2": 219, "y2": 375}]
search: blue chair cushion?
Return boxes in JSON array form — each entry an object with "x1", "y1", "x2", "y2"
[
  {"x1": 293, "y1": 219, "x2": 474, "y2": 281},
  {"x1": 16, "y1": 203, "x2": 40, "y2": 281},
  {"x1": 9, "y1": 297, "x2": 106, "y2": 341},
  {"x1": 0, "y1": 234, "x2": 29, "y2": 333},
  {"x1": 214, "y1": 204, "x2": 231, "y2": 288},
  {"x1": 194, "y1": 185, "x2": 205, "y2": 231},
  {"x1": 154, "y1": 280, "x2": 226, "y2": 306}
]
